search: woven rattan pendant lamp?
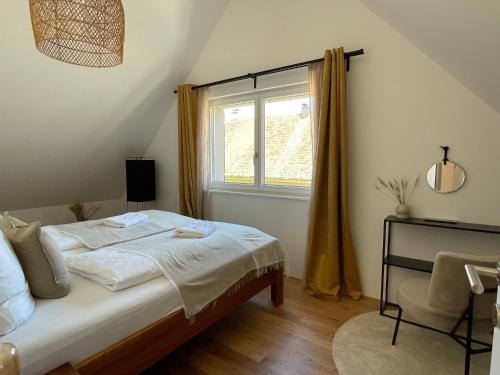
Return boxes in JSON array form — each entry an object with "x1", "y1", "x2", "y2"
[{"x1": 29, "y1": 0, "x2": 125, "y2": 68}]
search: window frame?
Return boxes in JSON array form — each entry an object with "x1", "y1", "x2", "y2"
[{"x1": 208, "y1": 83, "x2": 312, "y2": 198}]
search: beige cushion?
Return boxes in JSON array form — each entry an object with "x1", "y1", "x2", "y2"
[
  {"x1": 427, "y1": 252, "x2": 499, "y2": 318},
  {"x1": 398, "y1": 252, "x2": 500, "y2": 333},
  {"x1": 1, "y1": 215, "x2": 70, "y2": 299},
  {"x1": 399, "y1": 272, "x2": 496, "y2": 333},
  {"x1": 398, "y1": 278, "x2": 463, "y2": 331}
]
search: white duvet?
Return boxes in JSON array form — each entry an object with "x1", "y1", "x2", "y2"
[
  {"x1": 66, "y1": 249, "x2": 161, "y2": 291},
  {"x1": 54, "y1": 210, "x2": 285, "y2": 319},
  {"x1": 107, "y1": 221, "x2": 284, "y2": 319}
]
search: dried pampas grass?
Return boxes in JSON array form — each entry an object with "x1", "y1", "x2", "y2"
[
  {"x1": 68, "y1": 201, "x2": 100, "y2": 222},
  {"x1": 374, "y1": 176, "x2": 419, "y2": 205}
]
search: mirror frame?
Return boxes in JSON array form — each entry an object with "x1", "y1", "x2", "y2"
[{"x1": 426, "y1": 161, "x2": 466, "y2": 193}]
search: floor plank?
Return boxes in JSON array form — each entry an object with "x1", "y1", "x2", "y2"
[{"x1": 143, "y1": 278, "x2": 378, "y2": 375}]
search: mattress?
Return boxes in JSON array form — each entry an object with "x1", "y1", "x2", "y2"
[{"x1": 1, "y1": 249, "x2": 182, "y2": 375}]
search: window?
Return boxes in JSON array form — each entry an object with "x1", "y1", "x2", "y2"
[
  {"x1": 210, "y1": 85, "x2": 312, "y2": 196},
  {"x1": 212, "y1": 102, "x2": 255, "y2": 185}
]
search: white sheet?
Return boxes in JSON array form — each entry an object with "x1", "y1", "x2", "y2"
[
  {"x1": 66, "y1": 249, "x2": 162, "y2": 291},
  {"x1": 1, "y1": 249, "x2": 182, "y2": 375}
]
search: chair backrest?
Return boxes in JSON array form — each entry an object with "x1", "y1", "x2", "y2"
[{"x1": 428, "y1": 252, "x2": 500, "y2": 320}]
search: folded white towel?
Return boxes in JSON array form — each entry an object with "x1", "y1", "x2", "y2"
[
  {"x1": 104, "y1": 212, "x2": 148, "y2": 228},
  {"x1": 175, "y1": 221, "x2": 216, "y2": 238},
  {"x1": 66, "y1": 249, "x2": 162, "y2": 291}
]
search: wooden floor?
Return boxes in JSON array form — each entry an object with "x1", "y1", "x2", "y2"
[{"x1": 143, "y1": 278, "x2": 378, "y2": 375}]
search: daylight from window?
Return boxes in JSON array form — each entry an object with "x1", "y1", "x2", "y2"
[
  {"x1": 264, "y1": 96, "x2": 312, "y2": 187},
  {"x1": 213, "y1": 103, "x2": 255, "y2": 184},
  {"x1": 212, "y1": 91, "x2": 312, "y2": 192},
  {"x1": 223, "y1": 104, "x2": 255, "y2": 184}
]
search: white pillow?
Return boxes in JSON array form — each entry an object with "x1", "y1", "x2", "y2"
[
  {"x1": 0, "y1": 231, "x2": 35, "y2": 335},
  {"x1": 40, "y1": 226, "x2": 85, "y2": 253}
]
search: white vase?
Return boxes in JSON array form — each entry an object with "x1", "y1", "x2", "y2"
[{"x1": 396, "y1": 204, "x2": 410, "y2": 219}]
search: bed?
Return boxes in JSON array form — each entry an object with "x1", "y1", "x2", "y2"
[{"x1": 0, "y1": 211, "x2": 285, "y2": 375}]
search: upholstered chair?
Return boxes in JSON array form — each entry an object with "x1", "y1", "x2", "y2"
[{"x1": 391, "y1": 252, "x2": 500, "y2": 375}]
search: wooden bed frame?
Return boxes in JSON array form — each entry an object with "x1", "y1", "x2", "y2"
[{"x1": 48, "y1": 267, "x2": 284, "y2": 375}]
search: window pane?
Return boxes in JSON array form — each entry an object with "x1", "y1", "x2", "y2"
[
  {"x1": 264, "y1": 95, "x2": 312, "y2": 187},
  {"x1": 213, "y1": 103, "x2": 255, "y2": 184}
]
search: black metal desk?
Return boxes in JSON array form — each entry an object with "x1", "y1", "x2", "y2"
[{"x1": 380, "y1": 215, "x2": 500, "y2": 316}]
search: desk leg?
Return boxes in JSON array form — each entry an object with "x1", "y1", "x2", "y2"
[
  {"x1": 380, "y1": 221, "x2": 386, "y2": 314},
  {"x1": 385, "y1": 222, "x2": 392, "y2": 311},
  {"x1": 380, "y1": 220, "x2": 392, "y2": 315}
]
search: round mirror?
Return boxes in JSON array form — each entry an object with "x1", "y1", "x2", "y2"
[{"x1": 426, "y1": 161, "x2": 466, "y2": 193}]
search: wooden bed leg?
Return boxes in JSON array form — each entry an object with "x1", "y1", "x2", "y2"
[{"x1": 271, "y1": 267, "x2": 284, "y2": 307}]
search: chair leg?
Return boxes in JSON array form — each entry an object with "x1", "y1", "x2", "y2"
[
  {"x1": 464, "y1": 294, "x2": 474, "y2": 375},
  {"x1": 392, "y1": 307, "x2": 403, "y2": 345}
]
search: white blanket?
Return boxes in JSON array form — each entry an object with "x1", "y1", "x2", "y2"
[
  {"x1": 52, "y1": 210, "x2": 285, "y2": 320},
  {"x1": 109, "y1": 221, "x2": 284, "y2": 319},
  {"x1": 55, "y1": 210, "x2": 187, "y2": 249},
  {"x1": 66, "y1": 249, "x2": 162, "y2": 291},
  {"x1": 104, "y1": 212, "x2": 148, "y2": 228},
  {"x1": 175, "y1": 221, "x2": 216, "y2": 238}
]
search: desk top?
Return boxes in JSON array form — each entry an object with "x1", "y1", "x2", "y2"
[{"x1": 385, "y1": 215, "x2": 500, "y2": 235}]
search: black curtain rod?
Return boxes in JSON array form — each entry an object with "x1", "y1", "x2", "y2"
[{"x1": 173, "y1": 48, "x2": 364, "y2": 94}]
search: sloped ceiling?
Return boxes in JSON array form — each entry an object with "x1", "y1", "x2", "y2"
[
  {"x1": 0, "y1": 0, "x2": 228, "y2": 210},
  {"x1": 359, "y1": 0, "x2": 500, "y2": 114}
]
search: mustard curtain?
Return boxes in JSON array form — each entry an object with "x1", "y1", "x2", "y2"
[
  {"x1": 304, "y1": 48, "x2": 362, "y2": 300},
  {"x1": 177, "y1": 84, "x2": 200, "y2": 218}
]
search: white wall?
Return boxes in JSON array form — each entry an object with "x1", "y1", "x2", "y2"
[
  {"x1": 147, "y1": 0, "x2": 500, "y2": 296},
  {"x1": 360, "y1": 0, "x2": 500, "y2": 114},
  {"x1": 0, "y1": 0, "x2": 228, "y2": 211}
]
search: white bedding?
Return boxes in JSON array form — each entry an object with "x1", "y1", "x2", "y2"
[
  {"x1": 2, "y1": 211, "x2": 285, "y2": 374},
  {"x1": 1, "y1": 249, "x2": 182, "y2": 375},
  {"x1": 40, "y1": 226, "x2": 84, "y2": 253},
  {"x1": 109, "y1": 222, "x2": 284, "y2": 319},
  {"x1": 61, "y1": 211, "x2": 284, "y2": 319},
  {"x1": 56, "y1": 212, "x2": 175, "y2": 250},
  {"x1": 66, "y1": 249, "x2": 161, "y2": 291}
]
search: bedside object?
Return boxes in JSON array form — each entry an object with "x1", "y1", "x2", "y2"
[
  {"x1": 126, "y1": 158, "x2": 156, "y2": 211},
  {"x1": 426, "y1": 146, "x2": 466, "y2": 193}
]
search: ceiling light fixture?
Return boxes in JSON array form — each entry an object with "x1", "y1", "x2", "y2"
[{"x1": 29, "y1": 0, "x2": 125, "y2": 68}]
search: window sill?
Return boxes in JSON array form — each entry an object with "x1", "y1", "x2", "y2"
[{"x1": 208, "y1": 189, "x2": 311, "y2": 202}]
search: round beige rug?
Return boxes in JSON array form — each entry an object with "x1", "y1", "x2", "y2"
[{"x1": 332, "y1": 312, "x2": 491, "y2": 375}]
